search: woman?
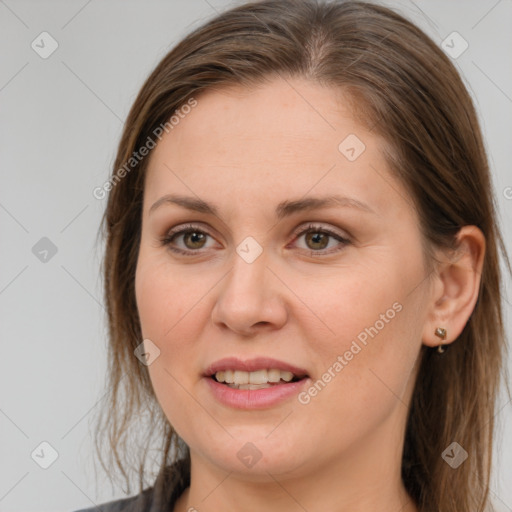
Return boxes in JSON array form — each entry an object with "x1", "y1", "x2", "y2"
[{"x1": 76, "y1": 0, "x2": 510, "y2": 511}]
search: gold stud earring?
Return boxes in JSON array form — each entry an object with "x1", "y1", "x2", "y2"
[{"x1": 434, "y1": 327, "x2": 447, "y2": 353}]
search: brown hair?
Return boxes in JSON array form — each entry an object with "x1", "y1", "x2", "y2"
[{"x1": 92, "y1": 1, "x2": 511, "y2": 510}]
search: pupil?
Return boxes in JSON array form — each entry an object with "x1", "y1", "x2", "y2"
[
  {"x1": 186, "y1": 232, "x2": 205, "y2": 248},
  {"x1": 307, "y1": 232, "x2": 327, "y2": 250}
]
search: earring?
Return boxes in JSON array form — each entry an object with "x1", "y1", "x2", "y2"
[{"x1": 434, "y1": 327, "x2": 447, "y2": 353}]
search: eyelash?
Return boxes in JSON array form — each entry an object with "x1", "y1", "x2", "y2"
[{"x1": 159, "y1": 223, "x2": 351, "y2": 256}]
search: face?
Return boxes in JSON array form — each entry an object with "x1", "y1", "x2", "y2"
[{"x1": 135, "y1": 77, "x2": 431, "y2": 480}]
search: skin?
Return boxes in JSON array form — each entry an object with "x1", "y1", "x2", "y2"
[{"x1": 134, "y1": 77, "x2": 485, "y2": 512}]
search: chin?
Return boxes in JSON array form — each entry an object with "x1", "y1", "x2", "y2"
[{"x1": 195, "y1": 434, "x2": 312, "y2": 480}]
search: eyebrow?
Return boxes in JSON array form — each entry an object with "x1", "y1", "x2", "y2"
[{"x1": 149, "y1": 193, "x2": 376, "y2": 219}]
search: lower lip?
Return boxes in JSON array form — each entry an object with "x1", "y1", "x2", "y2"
[{"x1": 204, "y1": 377, "x2": 310, "y2": 409}]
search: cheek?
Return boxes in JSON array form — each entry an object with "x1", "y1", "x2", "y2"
[
  {"x1": 135, "y1": 255, "x2": 217, "y2": 431},
  {"x1": 293, "y1": 308, "x2": 421, "y2": 463},
  {"x1": 296, "y1": 250, "x2": 424, "y2": 426},
  {"x1": 135, "y1": 253, "x2": 205, "y2": 344},
  {"x1": 299, "y1": 256, "x2": 408, "y2": 354}
]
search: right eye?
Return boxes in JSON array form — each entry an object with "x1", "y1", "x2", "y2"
[{"x1": 160, "y1": 224, "x2": 216, "y2": 255}]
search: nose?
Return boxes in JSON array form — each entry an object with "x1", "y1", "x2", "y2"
[{"x1": 210, "y1": 248, "x2": 288, "y2": 337}]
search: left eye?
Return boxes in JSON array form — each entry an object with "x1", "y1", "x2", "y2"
[
  {"x1": 160, "y1": 223, "x2": 350, "y2": 255},
  {"x1": 293, "y1": 225, "x2": 350, "y2": 252}
]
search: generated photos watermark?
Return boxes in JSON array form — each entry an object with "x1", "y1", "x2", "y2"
[
  {"x1": 298, "y1": 301, "x2": 403, "y2": 404},
  {"x1": 93, "y1": 97, "x2": 198, "y2": 200}
]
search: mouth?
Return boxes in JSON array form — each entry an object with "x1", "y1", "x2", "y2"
[
  {"x1": 210, "y1": 368, "x2": 309, "y2": 390},
  {"x1": 203, "y1": 357, "x2": 310, "y2": 391},
  {"x1": 203, "y1": 357, "x2": 310, "y2": 409}
]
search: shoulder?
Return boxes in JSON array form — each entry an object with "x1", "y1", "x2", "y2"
[
  {"x1": 72, "y1": 487, "x2": 153, "y2": 512},
  {"x1": 71, "y1": 458, "x2": 190, "y2": 512}
]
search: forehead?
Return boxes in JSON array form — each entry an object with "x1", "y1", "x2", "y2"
[
  {"x1": 144, "y1": 77, "x2": 410, "y2": 220},
  {"x1": 161, "y1": 78, "x2": 362, "y2": 160}
]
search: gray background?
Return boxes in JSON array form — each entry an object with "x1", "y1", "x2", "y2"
[{"x1": 0, "y1": 1, "x2": 511, "y2": 511}]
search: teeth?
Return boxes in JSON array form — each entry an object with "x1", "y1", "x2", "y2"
[
  {"x1": 214, "y1": 369, "x2": 300, "y2": 386},
  {"x1": 249, "y1": 369, "x2": 267, "y2": 384},
  {"x1": 238, "y1": 383, "x2": 272, "y2": 390},
  {"x1": 233, "y1": 370, "x2": 249, "y2": 385},
  {"x1": 267, "y1": 369, "x2": 281, "y2": 382},
  {"x1": 280, "y1": 371, "x2": 294, "y2": 382}
]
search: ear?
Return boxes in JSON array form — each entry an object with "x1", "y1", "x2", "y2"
[{"x1": 422, "y1": 225, "x2": 486, "y2": 349}]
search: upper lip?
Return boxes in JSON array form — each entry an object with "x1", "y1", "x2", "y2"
[{"x1": 204, "y1": 357, "x2": 309, "y2": 378}]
